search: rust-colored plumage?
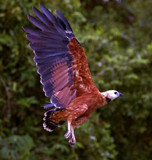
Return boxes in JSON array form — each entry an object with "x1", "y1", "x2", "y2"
[
  {"x1": 51, "y1": 92, "x2": 107, "y2": 124},
  {"x1": 52, "y1": 37, "x2": 98, "y2": 106},
  {"x1": 23, "y1": 4, "x2": 122, "y2": 146},
  {"x1": 68, "y1": 38, "x2": 98, "y2": 96}
]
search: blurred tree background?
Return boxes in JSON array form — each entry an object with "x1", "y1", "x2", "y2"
[{"x1": 0, "y1": 0, "x2": 152, "y2": 159}]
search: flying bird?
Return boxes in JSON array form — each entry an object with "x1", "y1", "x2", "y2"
[{"x1": 23, "y1": 4, "x2": 123, "y2": 146}]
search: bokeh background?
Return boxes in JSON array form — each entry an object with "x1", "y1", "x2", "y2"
[{"x1": 0, "y1": 0, "x2": 152, "y2": 159}]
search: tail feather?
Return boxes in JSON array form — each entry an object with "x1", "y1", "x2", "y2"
[{"x1": 43, "y1": 107, "x2": 65, "y2": 132}]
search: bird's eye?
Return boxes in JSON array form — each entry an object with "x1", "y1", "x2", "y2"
[{"x1": 114, "y1": 92, "x2": 117, "y2": 95}]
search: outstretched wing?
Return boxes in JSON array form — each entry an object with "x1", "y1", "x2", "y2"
[{"x1": 23, "y1": 4, "x2": 98, "y2": 109}]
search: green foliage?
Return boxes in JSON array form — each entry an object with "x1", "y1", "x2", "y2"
[
  {"x1": 0, "y1": 135, "x2": 34, "y2": 160},
  {"x1": 0, "y1": 0, "x2": 152, "y2": 159}
]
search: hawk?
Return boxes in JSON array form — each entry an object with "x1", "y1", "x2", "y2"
[{"x1": 23, "y1": 4, "x2": 123, "y2": 146}]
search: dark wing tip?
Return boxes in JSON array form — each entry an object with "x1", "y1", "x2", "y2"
[
  {"x1": 27, "y1": 14, "x2": 33, "y2": 21},
  {"x1": 32, "y1": 6, "x2": 38, "y2": 13},
  {"x1": 27, "y1": 14, "x2": 37, "y2": 22},
  {"x1": 39, "y1": 3, "x2": 44, "y2": 9},
  {"x1": 22, "y1": 26, "x2": 32, "y2": 34},
  {"x1": 32, "y1": 6, "x2": 36, "y2": 10},
  {"x1": 32, "y1": 6, "x2": 43, "y2": 16},
  {"x1": 55, "y1": 10, "x2": 61, "y2": 15},
  {"x1": 39, "y1": 3, "x2": 51, "y2": 12},
  {"x1": 55, "y1": 10, "x2": 73, "y2": 32},
  {"x1": 22, "y1": 26, "x2": 26, "y2": 32}
]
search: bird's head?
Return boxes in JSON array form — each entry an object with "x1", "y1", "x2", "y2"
[{"x1": 101, "y1": 90, "x2": 123, "y2": 103}]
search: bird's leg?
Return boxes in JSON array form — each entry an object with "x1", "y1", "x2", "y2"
[
  {"x1": 68, "y1": 115, "x2": 90, "y2": 146},
  {"x1": 65, "y1": 104, "x2": 88, "y2": 145},
  {"x1": 69, "y1": 126, "x2": 76, "y2": 146},
  {"x1": 64, "y1": 122, "x2": 76, "y2": 146},
  {"x1": 64, "y1": 121, "x2": 72, "y2": 139}
]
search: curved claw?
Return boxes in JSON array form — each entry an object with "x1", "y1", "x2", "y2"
[
  {"x1": 69, "y1": 137, "x2": 76, "y2": 146},
  {"x1": 64, "y1": 131, "x2": 71, "y2": 139}
]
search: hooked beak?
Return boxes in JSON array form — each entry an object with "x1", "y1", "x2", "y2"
[{"x1": 119, "y1": 92, "x2": 123, "y2": 97}]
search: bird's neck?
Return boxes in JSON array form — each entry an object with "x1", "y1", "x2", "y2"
[{"x1": 92, "y1": 92, "x2": 109, "y2": 110}]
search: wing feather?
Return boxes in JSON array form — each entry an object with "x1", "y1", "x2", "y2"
[
  {"x1": 32, "y1": 6, "x2": 53, "y2": 28},
  {"x1": 23, "y1": 4, "x2": 98, "y2": 110},
  {"x1": 27, "y1": 15, "x2": 50, "y2": 31}
]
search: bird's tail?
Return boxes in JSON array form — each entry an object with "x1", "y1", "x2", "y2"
[{"x1": 43, "y1": 105, "x2": 65, "y2": 132}]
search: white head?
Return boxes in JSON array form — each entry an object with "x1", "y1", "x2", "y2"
[{"x1": 101, "y1": 90, "x2": 123, "y2": 102}]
